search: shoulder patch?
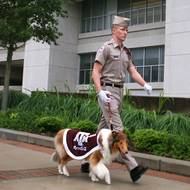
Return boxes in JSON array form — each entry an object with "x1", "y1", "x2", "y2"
[
  {"x1": 107, "y1": 41, "x2": 112, "y2": 45},
  {"x1": 97, "y1": 42, "x2": 109, "y2": 54},
  {"x1": 96, "y1": 46, "x2": 105, "y2": 56}
]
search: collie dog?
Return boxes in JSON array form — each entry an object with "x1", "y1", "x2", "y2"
[{"x1": 51, "y1": 128, "x2": 128, "y2": 184}]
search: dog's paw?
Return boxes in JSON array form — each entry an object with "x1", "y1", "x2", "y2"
[
  {"x1": 105, "y1": 174, "x2": 111, "y2": 185},
  {"x1": 58, "y1": 165, "x2": 69, "y2": 176},
  {"x1": 105, "y1": 179, "x2": 111, "y2": 185},
  {"x1": 91, "y1": 176, "x2": 99, "y2": 182},
  {"x1": 58, "y1": 165, "x2": 63, "y2": 174},
  {"x1": 105, "y1": 178, "x2": 111, "y2": 185},
  {"x1": 58, "y1": 169, "x2": 64, "y2": 175},
  {"x1": 90, "y1": 172, "x2": 99, "y2": 182},
  {"x1": 63, "y1": 166, "x2": 70, "y2": 176}
]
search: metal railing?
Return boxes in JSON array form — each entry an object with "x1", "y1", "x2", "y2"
[
  {"x1": 118, "y1": 5, "x2": 165, "y2": 26},
  {"x1": 81, "y1": 5, "x2": 165, "y2": 33},
  {"x1": 81, "y1": 14, "x2": 108, "y2": 33},
  {"x1": 79, "y1": 64, "x2": 164, "y2": 85},
  {"x1": 128, "y1": 64, "x2": 164, "y2": 83}
]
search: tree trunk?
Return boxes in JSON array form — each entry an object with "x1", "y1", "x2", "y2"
[{"x1": 1, "y1": 46, "x2": 14, "y2": 112}]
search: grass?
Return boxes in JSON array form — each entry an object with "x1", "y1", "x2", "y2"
[{"x1": 156, "y1": 111, "x2": 190, "y2": 136}]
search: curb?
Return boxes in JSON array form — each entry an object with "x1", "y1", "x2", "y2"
[
  {"x1": 0, "y1": 128, "x2": 54, "y2": 148},
  {"x1": 0, "y1": 128, "x2": 190, "y2": 176}
]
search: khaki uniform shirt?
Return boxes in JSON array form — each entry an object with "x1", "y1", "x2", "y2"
[{"x1": 95, "y1": 39, "x2": 134, "y2": 84}]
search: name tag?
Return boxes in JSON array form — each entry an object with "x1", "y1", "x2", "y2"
[{"x1": 111, "y1": 55, "x2": 120, "y2": 60}]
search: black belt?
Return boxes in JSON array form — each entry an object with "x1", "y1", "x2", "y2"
[{"x1": 101, "y1": 82, "x2": 123, "y2": 88}]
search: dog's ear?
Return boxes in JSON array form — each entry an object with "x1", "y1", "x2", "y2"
[
  {"x1": 108, "y1": 131, "x2": 119, "y2": 151},
  {"x1": 98, "y1": 134, "x2": 103, "y2": 148},
  {"x1": 112, "y1": 131, "x2": 119, "y2": 143}
]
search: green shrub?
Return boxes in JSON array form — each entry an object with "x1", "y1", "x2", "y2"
[
  {"x1": 68, "y1": 120, "x2": 97, "y2": 133},
  {"x1": 165, "y1": 135, "x2": 190, "y2": 160},
  {"x1": 132, "y1": 128, "x2": 190, "y2": 160},
  {"x1": 0, "y1": 110, "x2": 38, "y2": 133},
  {"x1": 0, "y1": 111, "x2": 10, "y2": 128},
  {"x1": 132, "y1": 129, "x2": 167, "y2": 153},
  {"x1": 34, "y1": 116, "x2": 66, "y2": 135}
]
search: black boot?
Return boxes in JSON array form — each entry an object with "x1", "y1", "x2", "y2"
[
  {"x1": 130, "y1": 165, "x2": 148, "y2": 183},
  {"x1": 80, "y1": 162, "x2": 89, "y2": 173}
]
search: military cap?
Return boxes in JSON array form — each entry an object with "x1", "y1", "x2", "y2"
[{"x1": 112, "y1": 15, "x2": 130, "y2": 27}]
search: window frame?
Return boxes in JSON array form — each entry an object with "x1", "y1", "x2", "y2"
[
  {"x1": 79, "y1": 53, "x2": 96, "y2": 85},
  {"x1": 128, "y1": 45, "x2": 165, "y2": 83}
]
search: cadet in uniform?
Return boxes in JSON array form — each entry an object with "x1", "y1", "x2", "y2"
[{"x1": 91, "y1": 15, "x2": 152, "y2": 182}]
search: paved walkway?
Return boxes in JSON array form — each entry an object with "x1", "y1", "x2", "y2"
[{"x1": 0, "y1": 138, "x2": 190, "y2": 190}]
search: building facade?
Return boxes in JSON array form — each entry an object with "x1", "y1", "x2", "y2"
[{"x1": 0, "y1": 0, "x2": 190, "y2": 98}]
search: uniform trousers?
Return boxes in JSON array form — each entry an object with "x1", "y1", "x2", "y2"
[{"x1": 97, "y1": 85, "x2": 138, "y2": 170}]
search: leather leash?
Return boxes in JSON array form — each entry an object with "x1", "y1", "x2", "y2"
[{"x1": 108, "y1": 102, "x2": 114, "y2": 131}]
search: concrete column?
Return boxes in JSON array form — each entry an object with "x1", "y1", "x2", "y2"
[
  {"x1": 48, "y1": 3, "x2": 80, "y2": 92},
  {"x1": 164, "y1": 0, "x2": 190, "y2": 97},
  {"x1": 22, "y1": 41, "x2": 50, "y2": 94}
]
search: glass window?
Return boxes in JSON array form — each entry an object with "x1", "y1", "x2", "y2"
[
  {"x1": 144, "y1": 66, "x2": 151, "y2": 82},
  {"x1": 118, "y1": 0, "x2": 131, "y2": 11},
  {"x1": 159, "y1": 46, "x2": 165, "y2": 81},
  {"x1": 145, "y1": 46, "x2": 159, "y2": 65},
  {"x1": 92, "y1": 0, "x2": 105, "y2": 16},
  {"x1": 128, "y1": 46, "x2": 164, "y2": 83},
  {"x1": 80, "y1": 47, "x2": 164, "y2": 85},
  {"x1": 81, "y1": 0, "x2": 165, "y2": 32},
  {"x1": 136, "y1": 66, "x2": 144, "y2": 81},
  {"x1": 118, "y1": 0, "x2": 165, "y2": 26},
  {"x1": 131, "y1": 48, "x2": 144, "y2": 66},
  {"x1": 79, "y1": 53, "x2": 95, "y2": 84},
  {"x1": 152, "y1": 65, "x2": 159, "y2": 82},
  {"x1": 81, "y1": 0, "x2": 107, "y2": 33},
  {"x1": 79, "y1": 70, "x2": 85, "y2": 84},
  {"x1": 160, "y1": 45, "x2": 165, "y2": 65},
  {"x1": 147, "y1": 0, "x2": 161, "y2": 23},
  {"x1": 131, "y1": 0, "x2": 146, "y2": 25},
  {"x1": 158, "y1": 65, "x2": 164, "y2": 82},
  {"x1": 0, "y1": 60, "x2": 23, "y2": 85},
  {"x1": 129, "y1": 48, "x2": 144, "y2": 83},
  {"x1": 147, "y1": 0, "x2": 160, "y2": 7},
  {"x1": 162, "y1": 0, "x2": 166, "y2": 21},
  {"x1": 81, "y1": 0, "x2": 91, "y2": 17}
]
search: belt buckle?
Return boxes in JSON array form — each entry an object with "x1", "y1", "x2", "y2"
[{"x1": 112, "y1": 83, "x2": 114, "y2": 87}]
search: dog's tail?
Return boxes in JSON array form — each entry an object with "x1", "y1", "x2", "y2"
[{"x1": 50, "y1": 151, "x2": 59, "y2": 162}]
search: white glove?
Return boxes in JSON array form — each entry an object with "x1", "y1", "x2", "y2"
[
  {"x1": 144, "y1": 83, "x2": 152, "y2": 95},
  {"x1": 98, "y1": 90, "x2": 111, "y2": 103}
]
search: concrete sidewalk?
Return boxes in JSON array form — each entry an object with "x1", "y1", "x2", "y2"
[{"x1": 0, "y1": 139, "x2": 190, "y2": 190}]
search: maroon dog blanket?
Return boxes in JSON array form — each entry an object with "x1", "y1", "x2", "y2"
[{"x1": 63, "y1": 129, "x2": 100, "y2": 160}]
